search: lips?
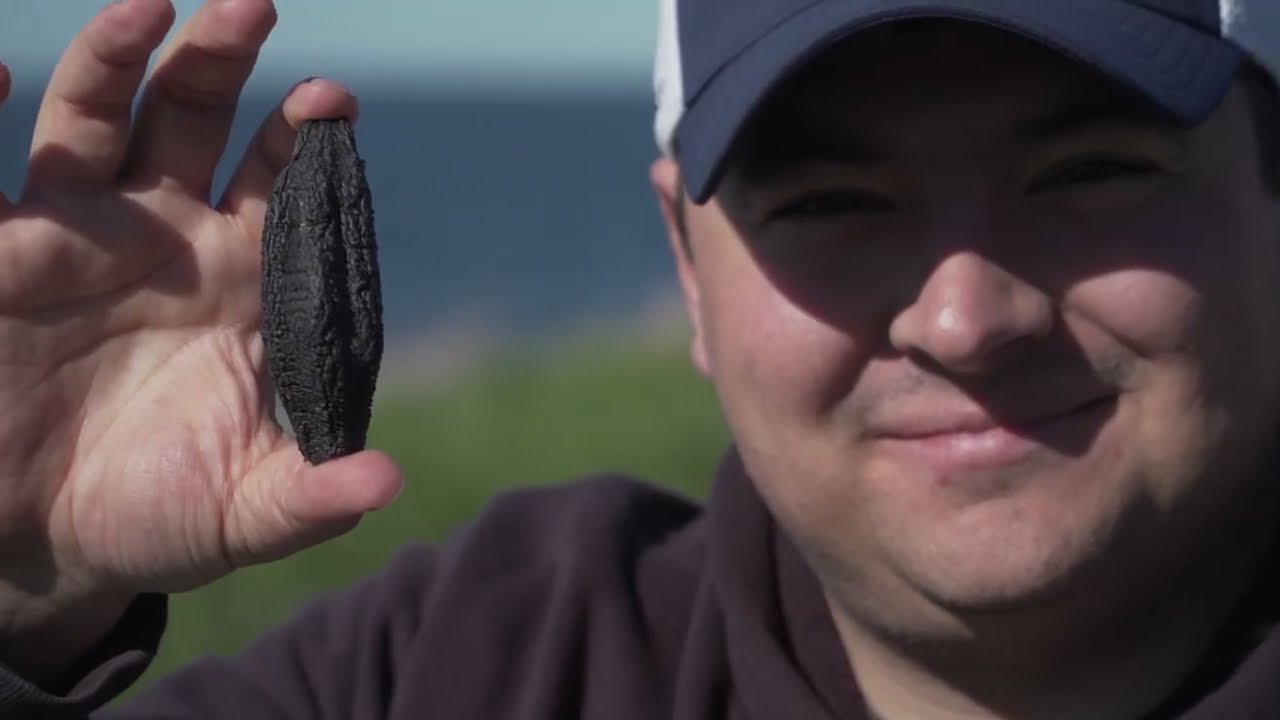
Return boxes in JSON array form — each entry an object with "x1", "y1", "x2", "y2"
[
  {"x1": 866, "y1": 388, "x2": 1118, "y2": 476},
  {"x1": 871, "y1": 391, "x2": 1116, "y2": 440}
]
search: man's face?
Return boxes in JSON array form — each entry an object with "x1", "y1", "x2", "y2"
[{"x1": 655, "y1": 22, "x2": 1280, "y2": 633}]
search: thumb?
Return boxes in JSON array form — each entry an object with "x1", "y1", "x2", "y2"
[{"x1": 229, "y1": 445, "x2": 404, "y2": 567}]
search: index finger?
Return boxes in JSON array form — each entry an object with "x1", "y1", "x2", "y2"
[
  {"x1": 24, "y1": 0, "x2": 175, "y2": 194},
  {"x1": 0, "y1": 60, "x2": 10, "y2": 105},
  {"x1": 0, "y1": 61, "x2": 10, "y2": 212}
]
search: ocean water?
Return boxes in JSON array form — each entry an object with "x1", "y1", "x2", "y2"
[{"x1": 0, "y1": 88, "x2": 678, "y2": 352}]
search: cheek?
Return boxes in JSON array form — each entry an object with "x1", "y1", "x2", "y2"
[
  {"x1": 1059, "y1": 181, "x2": 1280, "y2": 383},
  {"x1": 1056, "y1": 162, "x2": 1278, "y2": 331},
  {"x1": 695, "y1": 229, "x2": 874, "y2": 433},
  {"x1": 691, "y1": 222, "x2": 899, "y2": 568},
  {"x1": 1058, "y1": 190, "x2": 1280, "y2": 498},
  {"x1": 1065, "y1": 270, "x2": 1201, "y2": 356}
]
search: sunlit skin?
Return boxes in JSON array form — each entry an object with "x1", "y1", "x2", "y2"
[{"x1": 652, "y1": 22, "x2": 1280, "y2": 720}]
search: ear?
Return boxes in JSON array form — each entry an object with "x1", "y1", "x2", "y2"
[{"x1": 651, "y1": 156, "x2": 712, "y2": 377}]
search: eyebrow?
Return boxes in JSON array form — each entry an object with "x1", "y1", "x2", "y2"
[
  {"x1": 731, "y1": 91, "x2": 1187, "y2": 183},
  {"x1": 1013, "y1": 95, "x2": 1185, "y2": 143},
  {"x1": 733, "y1": 122, "x2": 889, "y2": 182}
]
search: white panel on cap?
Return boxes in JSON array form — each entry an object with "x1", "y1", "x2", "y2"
[
  {"x1": 1222, "y1": 0, "x2": 1280, "y2": 85},
  {"x1": 1221, "y1": 0, "x2": 1243, "y2": 28},
  {"x1": 653, "y1": 0, "x2": 685, "y2": 155}
]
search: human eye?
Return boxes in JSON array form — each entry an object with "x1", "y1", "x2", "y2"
[
  {"x1": 1027, "y1": 154, "x2": 1164, "y2": 193},
  {"x1": 765, "y1": 188, "x2": 896, "y2": 221}
]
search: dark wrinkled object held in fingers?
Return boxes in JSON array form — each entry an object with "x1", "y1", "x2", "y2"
[{"x1": 261, "y1": 118, "x2": 384, "y2": 465}]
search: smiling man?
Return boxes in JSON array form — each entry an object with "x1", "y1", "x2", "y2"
[
  {"x1": 651, "y1": 4, "x2": 1280, "y2": 715},
  {"x1": 0, "y1": 1, "x2": 1278, "y2": 719}
]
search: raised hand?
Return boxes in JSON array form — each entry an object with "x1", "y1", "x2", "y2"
[{"x1": 0, "y1": 0, "x2": 404, "y2": 676}]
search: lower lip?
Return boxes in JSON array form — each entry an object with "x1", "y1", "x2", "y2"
[{"x1": 875, "y1": 398, "x2": 1115, "y2": 478}]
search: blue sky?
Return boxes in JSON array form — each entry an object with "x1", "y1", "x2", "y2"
[{"x1": 4, "y1": 1, "x2": 659, "y2": 94}]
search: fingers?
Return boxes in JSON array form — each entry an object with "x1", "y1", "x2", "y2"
[
  {"x1": 0, "y1": 61, "x2": 10, "y2": 212},
  {"x1": 218, "y1": 78, "x2": 359, "y2": 238},
  {"x1": 122, "y1": 0, "x2": 278, "y2": 198},
  {"x1": 25, "y1": 0, "x2": 175, "y2": 192},
  {"x1": 230, "y1": 447, "x2": 403, "y2": 567}
]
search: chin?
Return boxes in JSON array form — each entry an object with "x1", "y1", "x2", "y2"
[
  {"x1": 885, "y1": 484, "x2": 1141, "y2": 615},
  {"x1": 907, "y1": 555, "x2": 1097, "y2": 614}
]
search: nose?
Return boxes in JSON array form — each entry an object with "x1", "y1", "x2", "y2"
[{"x1": 888, "y1": 251, "x2": 1054, "y2": 374}]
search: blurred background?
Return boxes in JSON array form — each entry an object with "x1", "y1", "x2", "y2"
[{"x1": 0, "y1": 0, "x2": 728, "y2": 692}]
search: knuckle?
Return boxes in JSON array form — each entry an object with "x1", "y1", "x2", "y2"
[{"x1": 150, "y1": 45, "x2": 257, "y2": 111}]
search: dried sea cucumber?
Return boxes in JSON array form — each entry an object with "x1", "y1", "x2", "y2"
[{"x1": 261, "y1": 118, "x2": 384, "y2": 465}]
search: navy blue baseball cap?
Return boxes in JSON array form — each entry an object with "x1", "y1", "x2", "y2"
[{"x1": 653, "y1": 0, "x2": 1280, "y2": 203}]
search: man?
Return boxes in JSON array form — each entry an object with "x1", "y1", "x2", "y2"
[{"x1": 0, "y1": 0, "x2": 1277, "y2": 717}]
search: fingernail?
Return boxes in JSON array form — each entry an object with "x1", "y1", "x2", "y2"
[{"x1": 299, "y1": 77, "x2": 352, "y2": 100}]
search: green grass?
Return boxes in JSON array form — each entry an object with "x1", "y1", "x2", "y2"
[{"x1": 134, "y1": 332, "x2": 730, "y2": 689}]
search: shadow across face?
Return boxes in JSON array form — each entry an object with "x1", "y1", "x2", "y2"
[{"x1": 704, "y1": 20, "x2": 1268, "y2": 460}]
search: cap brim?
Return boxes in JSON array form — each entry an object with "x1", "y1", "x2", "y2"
[{"x1": 674, "y1": 0, "x2": 1243, "y2": 203}]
